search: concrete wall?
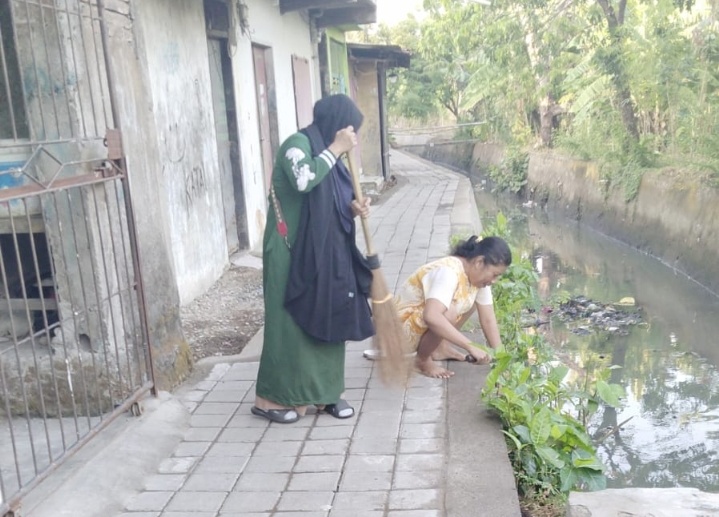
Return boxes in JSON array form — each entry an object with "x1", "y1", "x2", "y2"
[
  {"x1": 109, "y1": 0, "x2": 319, "y2": 384},
  {"x1": 525, "y1": 152, "x2": 719, "y2": 296},
  {"x1": 104, "y1": 0, "x2": 191, "y2": 390},
  {"x1": 352, "y1": 59, "x2": 381, "y2": 178},
  {"x1": 430, "y1": 141, "x2": 719, "y2": 296},
  {"x1": 416, "y1": 141, "x2": 476, "y2": 174},
  {"x1": 133, "y1": 0, "x2": 319, "y2": 300},
  {"x1": 136, "y1": 0, "x2": 228, "y2": 305}
]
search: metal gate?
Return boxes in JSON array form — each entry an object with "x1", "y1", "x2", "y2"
[{"x1": 0, "y1": 1, "x2": 154, "y2": 514}]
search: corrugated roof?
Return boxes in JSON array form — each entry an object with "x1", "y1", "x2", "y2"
[{"x1": 347, "y1": 43, "x2": 411, "y2": 68}]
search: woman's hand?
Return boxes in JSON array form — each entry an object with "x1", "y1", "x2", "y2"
[
  {"x1": 351, "y1": 197, "x2": 371, "y2": 219},
  {"x1": 466, "y1": 346, "x2": 491, "y2": 365},
  {"x1": 328, "y1": 126, "x2": 357, "y2": 157}
]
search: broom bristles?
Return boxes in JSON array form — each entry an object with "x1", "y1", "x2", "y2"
[{"x1": 369, "y1": 267, "x2": 413, "y2": 386}]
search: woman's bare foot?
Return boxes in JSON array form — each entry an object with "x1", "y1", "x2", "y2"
[
  {"x1": 415, "y1": 356, "x2": 454, "y2": 379},
  {"x1": 431, "y1": 341, "x2": 468, "y2": 362}
]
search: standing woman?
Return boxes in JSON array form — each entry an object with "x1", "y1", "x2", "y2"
[
  {"x1": 395, "y1": 236, "x2": 512, "y2": 379},
  {"x1": 252, "y1": 94, "x2": 374, "y2": 424}
]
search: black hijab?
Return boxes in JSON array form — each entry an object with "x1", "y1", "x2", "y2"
[
  {"x1": 306, "y1": 94, "x2": 361, "y2": 234},
  {"x1": 312, "y1": 94, "x2": 364, "y2": 146}
]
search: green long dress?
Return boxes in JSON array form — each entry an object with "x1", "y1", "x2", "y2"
[{"x1": 255, "y1": 133, "x2": 346, "y2": 407}]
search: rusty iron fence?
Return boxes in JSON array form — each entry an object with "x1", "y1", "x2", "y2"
[{"x1": 0, "y1": 1, "x2": 154, "y2": 515}]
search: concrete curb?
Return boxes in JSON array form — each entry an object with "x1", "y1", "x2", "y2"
[
  {"x1": 447, "y1": 362, "x2": 521, "y2": 517},
  {"x1": 21, "y1": 392, "x2": 190, "y2": 517}
]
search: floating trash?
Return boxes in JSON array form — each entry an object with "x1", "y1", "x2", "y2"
[{"x1": 556, "y1": 295, "x2": 643, "y2": 335}]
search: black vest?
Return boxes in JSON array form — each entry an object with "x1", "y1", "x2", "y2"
[{"x1": 283, "y1": 126, "x2": 374, "y2": 342}]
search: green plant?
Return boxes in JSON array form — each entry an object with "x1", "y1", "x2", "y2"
[
  {"x1": 487, "y1": 148, "x2": 529, "y2": 195},
  {"x1": 479, "y1": 214, "x2": 624, "y2": 500}
]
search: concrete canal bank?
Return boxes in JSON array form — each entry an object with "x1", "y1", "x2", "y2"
[{"x1": 412, "y1": 141, "x2": 719, "y2": 297}]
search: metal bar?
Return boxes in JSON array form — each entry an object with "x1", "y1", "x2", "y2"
[
  {"x1": 82, "y1": 186, "x2": 127, "y2": 403},
  {"x1": 58, "y1": 0, "x2": 87, "y2": 137},
  {"x1": 37, "y1": 1, "x2": 62, "y2": 138},
  {"x1": 389, "y1": 121, "x2": 489, "y2": 133},
  {"x1": 0, "y1": 251, "x2": 25, "y2": 494},
  {"x1": 0, "y1": 136, "x2": 105, "y2": 149},
  {"x1": 86, "y1": 0, "x2": 111, "y2": 133},
  {"x1": 97, "y1": 0, "x2": 157, "y2": 394},
  {"x1": 22, "y1": 0, "x2": 50, "y2": 138},
  {"x1": 0, "y1": 381, "x2": 154, "y2": 517},
  {"x1": 75, "y1": 0, "x2": 100, "y2": 136},
  {"x1": 92, "y1": 184, "x2": 132, "y2": 397},
  {"x1": 118, "y1": 170, "x2": 156, "y2": 394},
  {"x1": 64, "y1": 187, "x2": 112, "y2": 418},
  {"x1": 21, "y1": 197, "x2": 69, "y2": 454},
  {"x1": 107, "y1": 181, "x2": 140, "y2": 385},
  {"x1": 9, "y1": 0, "x2": 37, "y2": 141},
  {"x1": 50, "y1": 191, "x2": 95, "y2": 434},
  {"x1": 40, "y1": 193, "x2": 81, "y2": 443},
  {"x1": 111, "y1": 179, "x2": 144, "y2": 383},
  {"x1": 1, "y1": 144, "x2": 74, "y2": 192},
  {"x1": 0, "y1": 15, "x2": 20, "y2": 140},
  {"x1": 0, "y1": 168, "x2": 123, "y2": 203},
  {"x1": 50, "y1": 0, "x2": 77, "y2": 139},
  {"x1": 7, "y1": 207, "x2": 56, "y2": 472}
]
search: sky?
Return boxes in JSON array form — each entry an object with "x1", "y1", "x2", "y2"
[{"x1": 376, "y1": 0, "x2": 425, "y2": 25}]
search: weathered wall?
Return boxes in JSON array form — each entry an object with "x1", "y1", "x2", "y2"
[
  {"x1": 526, "y1": 152, "x2": 719, "y2": 296},
  {"x1": 415, "y1": 141, "x2": 476, "y2": 173},
  {"x1": 413, "y1": 141, "x2": 719, "y2": 296},
  {"x1": 136, "y1": 0, "x2": 228, "y2": 305},
  {"x1": 352, "y1": 59, "x2": 382, "y2": 177},
  {"x1": 105, "y1": 1, "x2": 191, "y2": 389},
  {"x1": 108, "y1": 0, "x2": 319, "y2": 384},
  {"x1": 230, "y1": 0, "x2": 319, "y2": 251}
]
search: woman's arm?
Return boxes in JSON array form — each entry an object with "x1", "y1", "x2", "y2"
[
  {"x1": 476, "y1": 302, "x2": 502, "y2": 349},
  {"x1": 423, "y1": 299, "x2": 474, "y2": 349},
  {"x1": 279, "y1": 127, "x2": 356, "y2": 193}
]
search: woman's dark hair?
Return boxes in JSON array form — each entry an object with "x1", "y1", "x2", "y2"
[
  {"x1": 312, "y1": 94, "x2": 364, "y2": 146},
  {"x1": 451, "y1": 235, "x2": 512, "y2": 267}
]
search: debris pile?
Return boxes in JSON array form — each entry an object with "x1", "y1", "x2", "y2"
[{"x1": 556, "y1": 295, "x2": 643, "y2": 335}]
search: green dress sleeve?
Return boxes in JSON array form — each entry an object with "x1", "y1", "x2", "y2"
[{"x1": 277, "y1": 133, "x2": 337, "y2": 193}]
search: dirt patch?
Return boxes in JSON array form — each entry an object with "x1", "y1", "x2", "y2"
[{"x1": 180, "y1": 265, "x2": 264, "y2": 362}]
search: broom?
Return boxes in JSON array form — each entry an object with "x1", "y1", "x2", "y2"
[{"x1": 346, "y1": 151, "x2": 411, "y2": 385}]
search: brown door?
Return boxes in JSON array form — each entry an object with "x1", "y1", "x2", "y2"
[
  {"x1": 253, "y1": 45, "x2": 275, "y2": 194},
  {"x1": 292, "y1": 55, "x2": 314, "y2": 129}
]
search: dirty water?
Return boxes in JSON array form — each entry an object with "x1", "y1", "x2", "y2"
[{"x1": 474, "y1": 188, "x2": 719, "y2": 492}]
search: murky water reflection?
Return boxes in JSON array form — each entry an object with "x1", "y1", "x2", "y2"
[{"x1": 475, "y1": 188, "x2": 719, "y2": 492}]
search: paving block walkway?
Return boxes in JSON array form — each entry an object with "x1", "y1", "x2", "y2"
[{"x1": 106, "y1": 151, "x2": 520, "y2": 517}]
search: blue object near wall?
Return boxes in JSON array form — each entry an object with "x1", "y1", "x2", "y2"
[{"x1": 0, "y1": 160, "x2": 28, "y2": 188}]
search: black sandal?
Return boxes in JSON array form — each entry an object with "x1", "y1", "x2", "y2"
[
  {"x1": 251, "y1": 406, "x2": 300, "y2": 424},
  {"x1": 319, "y1": 399, "x2": 354, "y2": 419}
]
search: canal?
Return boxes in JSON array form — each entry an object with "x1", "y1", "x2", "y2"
[{"x1": 474, "y1": 187, "x2": 719, "y2": 492}]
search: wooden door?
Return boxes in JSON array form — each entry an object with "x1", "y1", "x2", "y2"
[{"x1": 292, "y1": 55, "x2": 313, "y2": 129}]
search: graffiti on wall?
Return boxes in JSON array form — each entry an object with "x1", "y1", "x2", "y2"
[{"x1": 184, "y1": 164, "x2": 206, "y2": 208}]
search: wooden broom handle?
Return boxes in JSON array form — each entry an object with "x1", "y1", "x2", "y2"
[{"x1": 346, "y1": 151, "x2": 376, "y2": 257}]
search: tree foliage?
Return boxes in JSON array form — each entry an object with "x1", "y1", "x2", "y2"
[{"x1": 369, "y1": 0, "x2": 719, "y2": 188}]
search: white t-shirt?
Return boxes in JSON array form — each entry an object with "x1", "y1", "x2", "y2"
[{"x1": 422, "y1": 266, "x2": 493, "y2": 310}]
